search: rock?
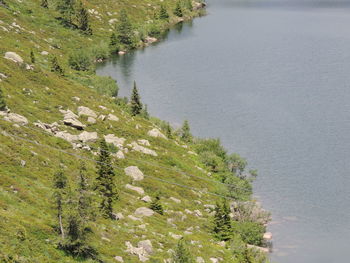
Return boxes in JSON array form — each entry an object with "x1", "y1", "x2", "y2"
[
  {"x1": 218, "y1": 241, "x2": 225, "y2": 247},
  {"x1": 112, "y1": 212, "x2": 124, "y2": 220},
  {"x1": 54, "y1": 131, "x2": 79, "y2": 142},
  {"x1": 210, "y1": 258, "x2": 219, "y2": 263},
  {"x1": 169, "y1": 232, "x2": 182, "y2": 240},
  {"x1": 196, "y1": 257, "x2": 205, "y2": 263},
  {"x1": 193, "y1": 1, "x2": 206, "y2": 10},
  {"x1": 125, "y1": 241, "x2": 149, "y2": 262},
  {"x1": 34, "y1": 121, "x2": 59, "y2": 134},
  {"x1": 141, "y1": 196, "x2": 152, "y2": 203},
  {"x1": 130, "y1": 142, "x2": 157, "y2": 156},
  {"x1": 138, "y1": 240, "x2": 153, "y2": 254},
  {"x1": 113, "y1": 150, "x2": 125, "y2": 159},
  {"x1": 118, "y1": 51, "x2": 126, "y2": 55},
  {"x1": 87, "y1": 117, "x2": 96, "y2": 124},
  {"x1": 20, "y1": 160, "x2": 26, "y2": 167},
  {"x1": 185, "y1": 209, "x2": 193, "y2": 214},
  {"x1": 144, "y1": 36, "x2": 158, "y2": 44},
  {"x1": 184, "y1": 231, "x2": 192, "y2": 235},
  {"x1": 194, "y1": 210, "x2": 203, "y2": 217},
  {"x1": 78, "y1": 131, "x2": 98, "y2": 142},
  {"x1": 114, "y1": 256, "x2": 124, "y2": 262},
  {"x1": 128, "y1": 215, "x2": 141, "y2": 221},
  {"x1": 99, "y1": 105, "x2": 107, "y2": 110},
  {"x1": 170, "y1": 197, "x2": 181, "y2": 204},
  {"x1": 107, "y1": 113, "x2": 119, "y2": 121},
  {"x1": 204, "y1": 204, "x2": 215, "y2": 210},
  {"x1": 263, "y1": 232, "x2": 272, "y2": 240},
  {"x1": 41, "y1": 51, "x2": 49, "y2": 56},
  {"x1": 63, "y1": 118, "x2": 85, "y2": 130},
  {"x1": 125, "y1": 166, "x2": 144, "y2": 181},
  {"x1": 109, "y1": 18, "x2": 118, "y2": 24},
  {"x1": 247, "y1": 245, "x2": 269, "y2": 253},
  {"x1": 4, "y1": 52, "x2": 23, "y2": 64},
  {"x1": 134, "y1": 207, "x2": 154, "y2": 217},
  {"x1": 0, "y1": 73, "x2": 7, "y2": 81},
  {"x1": 104, "y1": 134, "x2": 125, "y2": 148},
  {"x1": 4, "y1": 113, "x2": 28, "y2": 125},
  {"x1": 147, "y1": 128, "x2": 166, "y2": 139},
  {"x1": 60, "y1": 109, "x2": 78, "y2": 120},
  {"x1": 125, "y1": 184, "x2": 144, "y2": 195},
  {"x1": 137, "y1": 139, "x2": 150, "y2": 146},
  {"x1": 77, "y1": 106, "x2": 97, "y2": 118}
]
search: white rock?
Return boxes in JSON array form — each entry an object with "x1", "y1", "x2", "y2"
[
  {"x1": 130, "y1": 142, "x2": 157, "y2": 156},
  {"x1": 125, "y1": 241, "x2": 149, "y2": 262},
  {"x1": 144, "y1": 36, "x2": 158, "y2": 44},
  {"x1": 107, "y1": 113, "x2": 119, "y2": 121},
  {"x1": 114, "y1": 150, "x2": 125, "y2": 159},
  {"x1": 77, "y1": 106, "x2": 97, "y2": 118},
  {"x1": 147, "y1": 128, "x2": 166, "y2": 139},
  {"x1": 63, "y1": 118, "x2": 85, "y2": 130},
  {"x1": 138, "y1": 139, "x2": 150, "y2": 146},
  {"x1": 60, "y1": 109, "x2": 78, "y2": 120},
  {"x1": 141, "y1": 196, "x2": 152, "y2": 203},
  {"x1": 99, "y1": 105, "x2": 107, "y2": 110},
  {"x1": 87, "y1": 117, "x2": 96, "y2": 124},
  {"x1": 196, "y1": 257, "x2": 205, "y2": 263},
  {"x1": 247, "y1": 244, "x2": 269, "y2": 253},
  {"x1": 104, "y1": 134, "x2": 125, "y2": 147},
  {"x1": 41, "y1": 51, "x2": 49, "y2": 56},
  {"x1": 169, "y1": 232, "x2": 182, "y2": 240},
  {"x1": 125, "y1": 166, "x2": 144, "y2": 181},
  {"x1": 72, "y1": 96, "x2": 80, "y2": 102},
  {"x1": 194, "y1": 210, "x2": 203, "y2": 217},
  {"x1": 114, "y1": 256, "x2": 124, "y2": 262},
  {"x1": 118, "y1": 51, "x2": 126, "y2": 55},
  {"x1": 134, "y1": 207, "x2": 154, "y2": 217},
  {"x1": 210, "y1": 258, "x2": 219, "y2": 263},
  {"x1": 4, "y1": 113, "x2": 28, "y2": 125},
  {"x1": 138, "y1": 240, "x2": 153, "y2": 254},
  {"x1": 128, "y1": 215, "x2": 141, "y2": 221},
  {"x1": 55, "y1": 131, "x2": 79, "y2": 142},
  {"x1": 98, "y1": 114, "x2": 106, "y2": 121},
  {"x1": 170, "y1": 197, "x2": 181, "y2": 204},
  {"x1": 4, "y1": 52, "x2": 23, "y2": 63},
  {"x1": 112, "y1": 212, "x2": 124, "y2": 220},
  {"x1": 125, "y1": 184, "x2": 144, "y2": 195},
  {"x1": 185, "y1": 209, "x2": 193, "y2": 214},
  {"x1": 78, "y1": 131, "x2": 98, "y2": 142},
  {"x1": 263, "y1": 232, "x2": 273, "y2": 240}
]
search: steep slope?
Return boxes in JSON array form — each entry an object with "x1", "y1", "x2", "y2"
[{"x1": 0, "y1": 0, "x2": 270, "y2": 262}]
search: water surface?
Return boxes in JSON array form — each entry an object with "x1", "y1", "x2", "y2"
[{"x1": 97, "y1": 1, "x2": 350, "y2": 262}]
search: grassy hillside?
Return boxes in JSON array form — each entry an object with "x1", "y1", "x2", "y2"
[{"x1": 0, "y1": 0, "x2": 271, "y2": 262}]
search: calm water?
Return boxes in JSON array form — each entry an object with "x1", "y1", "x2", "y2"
[{"x1": 97, "y1": 1, "x2": 350, "y2": 262}]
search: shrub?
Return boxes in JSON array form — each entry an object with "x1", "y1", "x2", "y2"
[
  {"x1": 232, "y1": 221, "x2": 265, "y2": 246},
  {"x1": 68, "y1": 50, "x2": 92, "y2": 71},
  {"x1": 91, "y1": 41, "x2": 109, "y2": 61}
]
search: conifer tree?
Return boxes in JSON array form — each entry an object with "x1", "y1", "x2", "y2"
[
  {"x1": 213, "y1": 200, "x2": 233, "y2": 241},
  {"x1": 159, "y1": 4, "x2": 169, "y2": 20},
  {"x1": 0, "y1": 88, "x2": 7, "y2": 111},
  {"x1": 130, "y1": 81, "x2": 142, "y2": 116},
  {"x1": 41, "y1": 0, "x2": 48, "y2": 8},
  {"x1": 53, "y1": 170, "x2": 68, "y2": 239},
  {"x1": 109, "y1": 33, "x2": 119, "y2": 54},
  {"x1": 116, "y1": 9, "x2": 134, "y2": 47},
  {"x1": 95, "y1": 139, "x2": 118, "y2": 219},
  {"x1": 149, "y1": 192, "x2": 163, "y2": 215},
  {"x1": 51, "y1": 56, "x2": 64, "y2": 76},
  {"x1": 76, "y1": 0, "x2": 92, "y2": 35},
  {"x1": 180, "y1": 120, "x2": 192, "y2": 142},
  {"x1": 30, "y1": 50, "x2": 35, "y2": 64},
  {"x1": 165, "y1": 122, "x2": 173, "y2": 139},
  {"x1": 172, "y1": 238, "x2": 195, "y2": 263},
  {"x1": 56, "y1": 0, "x2": 75, "y2": 23},
  {"x1": 174, "y1": 1, "x2": 183, "y2": 17}
]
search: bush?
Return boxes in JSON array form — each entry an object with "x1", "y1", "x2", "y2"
[
  {"x1": 91, "y1": 42, "x2": 109, "y2": 61},
  {"x1": 232, "y1": 221, "x2": 265, "y2": 246},
  {"x1": 148, "y1": 23, "x2": 162, "y2": 38},
  {"x1": 68, "y1": 50, "x2": 92, "y2": 71}
]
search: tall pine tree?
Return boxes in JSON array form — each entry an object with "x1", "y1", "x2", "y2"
[
  {"x1": 116, "y1": 9, "x2": 134, "y2": 47},
  {"x1": 158, "y1": 4, "x2": 169, "y2": 20},
  {"x1": 30, "y1": 50, "x2": 35, "y2": 64},
  {"x1": 51, "y1": 56, "x2": 64, "y2": 75},
  {"x1": 172, "y1": 238, "x2": 195, "y2": 263},
  {"x1": 149, "y1": 192, "x2": 163, "y2": 215},
  {"x1": 130, "y1": 81, "x2": 142, "y2": 116},
  {"x1": 0, "y1": 88, "x2": 6, "y2": 111},
  {"x1": 165, "y1": 122, "x2": 173, "y2": 139},
  {"x1": 213, "y1": 200, "x2": 233, "y2": 241},
  {"x1": 95, "y1": 139, "x2": 118, "y2": 219},
  {"x1": 76, "y1": 0, "x2": 92, "y2": 34},
  {"x1": 174, "y1": 1, "x2": 183, "y2": 17},
  {"x1": 180, "y1": 120, "x2": 192, "y2": 142}
]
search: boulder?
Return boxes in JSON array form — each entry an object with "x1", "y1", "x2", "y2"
[
  {"x1": 141, "y1": 196, "x2": 152, "y2": 203},
  {"x1": 138, "y1": 139, "x2": 150, "y2": 146},
  {"x1": 125, "y1": 184, "x2": 144, "y2": 195},
  {"x1": 4, "y1": 113, "x2": 28, "y2": 125},
  {"x1": 170, "y1": 197, "x2": 181, "y2": 204},
  {"x1": 99, "y1": 105, "x2": 107, "y2": 110},
  {"x1": 87, "y1": 117, "x2": 96, "y2": 124},
  {"x1": 78, "y1": 131, "x2": 98, "y2": 142},
  {"x1": 130, "y1": 142, "x2": 157, "y2": 156},
  {"x1": 112, "y1": 212, "x2": 124, "y2": 220},
  {"x1": 125, "y1": 166, "x2": 144, "y2": 181},
  {"x1": 147, "y1": 128, "x2": 167, "y2": 139},
  {"x1": 169, "y1": 232, "x2": 182, "y2": 240},
  {"x1": 107, "y1": 113, "x2": 119, "y2": 122},
  {"x1": 34, "y1": 121, "x2": 59, "y2": 134},
  {"x1": 114, "y1": 256, "x2": 124, "y2": 262},
  {"x1": 138, "y1": 240, "x2": 153, "y2": 254},
  {"x1": 113, "y1": 150, "x2": 125, "y2": 159},
  {"x1": 41, "y1": 51, "x2": 49, "y2": 56},
  {"x1": 63, "y1": 118, "x2": 85, "y2": 130},
  {"x1": 263, "y1": 232, "x2": 272, "y2": 240},
  {"x1": 128, "y1": 215, "x2": 141, "y2": 221},
  {"x1": 55, "y1": 131, "x2": 79, "y2": 142},
  {"x1": 104, "y1": 134, "x2": 125, "y2": 148},
  {"x1": 125, "y1": 241, "x2": 149, "y2": 262},
  {"x1": 194, "y1": 210, "x2": 203, "y2": 217},
  {"x1": 60, "y1": 109, "x2": 78, "y2": 120},
  {"x1": 77, "y1": 106, "x2": 97, "y2": 118},
  {"x1": 196, "y1": 257, "x2": 205, "y2": 263},
  {"x1": 210, "y1": 258, "x2": 219, "y2": 263},
  {"x1": 4, "y1": 52, "x2": 23, "y2": 63},
  {"x1": 134, "y1": 207, "x2": 154, "y2": 217},
  {"x1": 247, "y1": 245, "x2": 269, "y2": 253}
]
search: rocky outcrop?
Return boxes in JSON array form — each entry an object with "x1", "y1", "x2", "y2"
[
  {"x1": 34, "y1": 121, "x2": 59, "y2": 134},
  {"x1": 3, "y1": 112, "x2": 28, "y2": 125},
  {"x1": 104, "y1": 134, "x2": 125, "y2": 148},
  {"x1": 147, "y1": 128, "x2": 167, "y2": 139},
  {"x1": 60, "y1": 109, "x2": 85, "y2": 130},
  {"x1": 4, "y1": 52, "x2": 23, "y2": 64},
  {"x1": 78, "y1": 131, "x2": 98, "y2": 143},
  {"x1": 124, "y1": 166, "x2": 144, "y2": 181}
]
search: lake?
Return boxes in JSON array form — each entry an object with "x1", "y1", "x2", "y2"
[{"x1": 96, "y1": 1, "x2": 350, "y2": 262}]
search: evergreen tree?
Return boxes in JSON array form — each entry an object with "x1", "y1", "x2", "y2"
[
  {"x1": 30, "y1": 50, "x2": 35, "y2": 64},
  {"x1": 41, "y1": 0, "x2": 48, "y2": 8},
  {"x1": 149, "y1": 192, "x2": 163, "y2": 215},
  {"x1": 95, "y1": 139, "x2": 118, "y2": 219},
  {"x1": 172, "y1": 238, "x2": 195, "y2": 263},
  {"x1": 213, "y1": 200, "x2": 233, "y2": 241},
  {"x1": 159, "y1": 4, "x2": 169, "y2": 20},
  {"x1": 130, "y1": 81, "x2": 142, "y2": 116},
  {"x1": 0, "y1": 88, "x2": 7, "y2": 111},
  {"x1": 76, "y1": 0, "x2": 92, "y2": 34},
  {"x1": 56, "y1": 0, "x2": 75, "y2": 23},
  {"x1": 109, "y1": 33, "x2": 119, "y2": 54},
  {"x1": 51, "y1": 56, "x2": 64, "y2": 75},
  {"x1": 165, "y1": 122, "x2": 173, "y2": 139},
  {"x1": 53, "y1": 170, "x2": 68, "y2": 239},
  {"x1": 116, "y1": 9, "x2": 134, "y2": 47},
  {"x1": 180, "y1": 120, "x2": 192, "y2": 142},
  {"x1": 174, "y1": 1, "x2": 183, "y2": 17}
]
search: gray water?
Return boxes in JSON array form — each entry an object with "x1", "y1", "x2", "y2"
[{"x1": 97, "y1": 1, "x2": 350, "y2": 262}]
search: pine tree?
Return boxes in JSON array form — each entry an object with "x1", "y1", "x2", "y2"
[
  {"x1": 95, "y1": 139, "x2": 118, "y2": 219},
  {"x1": 159, "y1": 4, "x2": 169, "y2": 20},
  {"x1": 53, "y1": 170, "x2": 68, "y2": 239},
  {"x1": 0, "y1": 88, "x2": 7, "y2": 111},
  {"x1": 149, "y1": 192, "x2": 163, "y2": 215},
  {"x1": 41, "y1": 0, "x2": 48, "y2": 8},
  {"x1": 51, "y1": 56, "x2": 64, "y2": 75},
  {"x1": 165, "y1": 122, "x2": 173, "y2": 139},
  {"x1": 130, "y1": 81, "x2": 142, "y2": 116},
  {"x1": 56, "y1": 0, "x2": 75, "y2": 23},
  {"x1": 174, "y1": 1, "x2": 183, "y2": 17},
  {"x1": 109, "y1": 33, "x2": 119, "y2": 54},
  {"x1": 116, "y1": 9, "x2": 134, "y2": 47},
  {"x1": 172, "y1": 238, "x2": 195, "y2": 263},
  {"x1": 76, "y1": 0, "x2": 92, "y2": 35},
  {"x1": 180, "y1": 120, "x2": 192, "y2": 142},
  {"x1": 213, "y1": 200, "x2": 233, "y2": 241},
  {"x1": 30, "y1": 50, "x2": 35, "y2": 64}
]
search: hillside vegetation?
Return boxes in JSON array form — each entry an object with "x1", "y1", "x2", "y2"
[{"x1": 0, "y1": 0, "x2": 271, "y2": 262}]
